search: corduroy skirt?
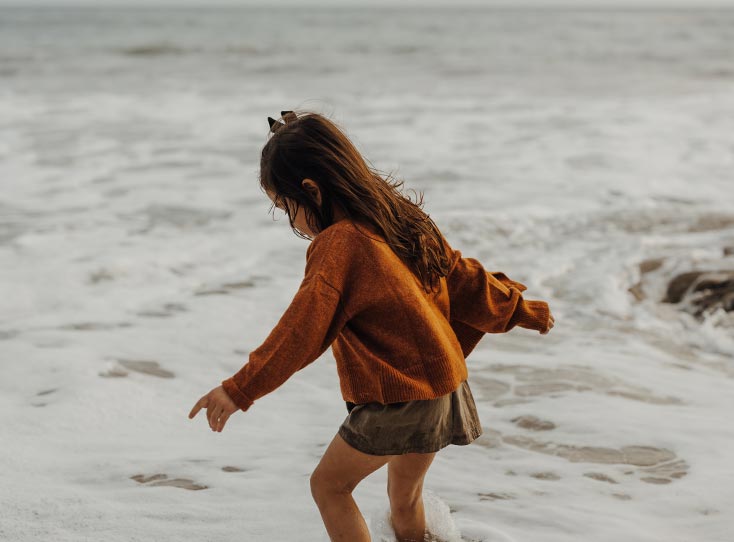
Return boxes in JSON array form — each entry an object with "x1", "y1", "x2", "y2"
[{"x1": 337, "y1": 379, "x2": 483, "y2": 456}]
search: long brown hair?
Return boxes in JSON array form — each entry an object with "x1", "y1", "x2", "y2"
[{"x1": 259, "y1": 110, "x2": 452, "y2": 293}]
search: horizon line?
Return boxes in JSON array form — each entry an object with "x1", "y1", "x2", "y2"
[{"x1": 1, "y1": 2, "x2": 734, "y2": 8}]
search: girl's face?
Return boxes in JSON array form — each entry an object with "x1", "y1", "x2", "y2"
[{"x1": 265, "y1": 187, "x2": 317, "y2": 237}]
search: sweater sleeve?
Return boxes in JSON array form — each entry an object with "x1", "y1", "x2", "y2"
[
  {"x1": 221, "y1": 272, "x2": 349, "y2": 412},
  {"x1": 445, "y1": 245, "x2": 551, "y2": 335}
]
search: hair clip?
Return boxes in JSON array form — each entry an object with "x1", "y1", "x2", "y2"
[
  {"x1": 268, "y1": 110, "x2": 298, "y2": 134},
  {"x1": 267, "y1": 116, "x2": 284, "y2": 134},
  {"x1": 281, "y1": 110, "x2": 297, "y2": 123}
]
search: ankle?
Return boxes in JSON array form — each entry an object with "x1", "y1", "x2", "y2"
[
  {"x1": 391, "y1": 527, "x2": 428, "y2": 542},
  {"x1": 389, "y1": 506, "x2": 426, "y2": 542}
]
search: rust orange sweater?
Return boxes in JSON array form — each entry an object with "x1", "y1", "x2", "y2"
[{"x1": 221, "y1": 218, "x2": 551, "y2": 412}]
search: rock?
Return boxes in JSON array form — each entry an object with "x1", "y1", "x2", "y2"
[
  {"x1": 628, "y1": 281, "x2": 645, "y2": 301},
  {"x1": 639, "y1": 258, "x2": 664, "y2": 274},
  {"x1": 663, "y1": 270, "x2": 734, "y2": 317},
  {"x1": 664, "y1": 271, "x2": 705, "y2": 303}
]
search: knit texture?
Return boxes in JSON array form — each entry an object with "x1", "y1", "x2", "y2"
[{"x1": 221, "y1": 218, "x2": 551, "y2": 412}]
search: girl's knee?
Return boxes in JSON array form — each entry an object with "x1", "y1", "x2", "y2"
[{"x1": 310, "y1": 469, "x2": 356, "y2": 501}]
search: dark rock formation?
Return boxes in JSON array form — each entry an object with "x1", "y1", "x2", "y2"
[{"x1": 663, "y1": 270, "x2": 734, "y2": 318}]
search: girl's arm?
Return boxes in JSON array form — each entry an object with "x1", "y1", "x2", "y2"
[
  {"x1": 221, "y1": 272, "x2": 349, "y2": 412},
  {"x1": 443, "y1": 238, "x2": 551, "y2": 336}
]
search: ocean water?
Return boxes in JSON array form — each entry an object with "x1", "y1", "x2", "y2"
[{"x1": 1, "y1": 6, "x2": 733, "y2": 542}]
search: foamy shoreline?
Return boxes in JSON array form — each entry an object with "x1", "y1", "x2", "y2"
[{"x1": 2, "y1": 6, "x2": 734, "y2": 542}]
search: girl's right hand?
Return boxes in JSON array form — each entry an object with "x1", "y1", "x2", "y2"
[
  {"x1": 188, "y1": 385, "x2": 240, "y2": 432},
  {"x1": 540, "y1": 310, "x2": 555, "y2": 334}
]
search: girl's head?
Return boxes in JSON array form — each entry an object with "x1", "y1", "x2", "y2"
[{"x1": 259, "y1": 109, "x2": 452, "y2": 293}]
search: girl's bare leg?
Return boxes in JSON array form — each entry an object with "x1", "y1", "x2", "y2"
[
  {"x1": 310, "y1": 432, "x2": 395, "y2": 541},
  {"x1": 387, "y1": 451, "x2": 437, "y2": 542}
]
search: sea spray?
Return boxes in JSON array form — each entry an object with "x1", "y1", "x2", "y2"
[{"x1": 368, "y1": 488, "x2": 462, "y2": 542}]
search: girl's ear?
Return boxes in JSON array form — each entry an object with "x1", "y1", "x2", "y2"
[{"x1": 302, "y1": 178, "x2": 322, "y2": 208}]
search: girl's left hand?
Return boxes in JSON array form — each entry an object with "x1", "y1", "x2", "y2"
[
  {"x1": 188, "y1": 385, "x2": 239, "y2": 432},
  {"x1": 540, "y1": 309, "x2": 555, "y2": 335}
]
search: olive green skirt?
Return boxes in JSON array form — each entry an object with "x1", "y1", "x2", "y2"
[{"x1": 338, "y1": 379, "x2": 483, "y2": 456}]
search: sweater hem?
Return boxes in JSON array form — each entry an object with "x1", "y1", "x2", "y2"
[{"x1": 339, "y1": 351, "x2": 469, "y2": 405}]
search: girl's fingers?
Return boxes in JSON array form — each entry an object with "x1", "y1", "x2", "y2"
[
  {"x1": 216, "y1": 412, "x2": 228, "y2": 432},
  {"x1": 190, "y1": 389, "x2": 235, "y2": 431},
  {"x1": 205, "y1": 401, "x2": 213, "y2": 427},
  {"x1": 189, "y1": 392, "x2": 231, "y2": 431},
  {"x1": 209, "y1": 406, "x2": 224, "y2": 431},
  {"x1": 188, "y1": 396, "x2": 207, "y2": 419},
  {"x1": 539, "y1": 311, "x2": 554, "y2": 334},
  {"x1": 207, "y1": 405, "x2": 217, "y2": 429}
]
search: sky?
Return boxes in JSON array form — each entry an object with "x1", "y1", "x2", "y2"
[{"x1": 0, "y1": 0, "x2": 733, "y2": 7}]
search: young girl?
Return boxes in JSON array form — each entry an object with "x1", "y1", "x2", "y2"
[{"x1": 188, "y1": 110, "x2": 554, "y2": 542}]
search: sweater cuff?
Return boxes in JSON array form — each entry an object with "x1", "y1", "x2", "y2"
[
  {"x1": 512, "y1": 299, "x2": 551, "y2": 332},
  {"x1": 221, "y1": 377, "x2": 255, "y2": 412}
]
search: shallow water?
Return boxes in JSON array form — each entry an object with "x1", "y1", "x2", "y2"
[{"x1": 1, "y1": 6, "x2": 733, "y2": 542}]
